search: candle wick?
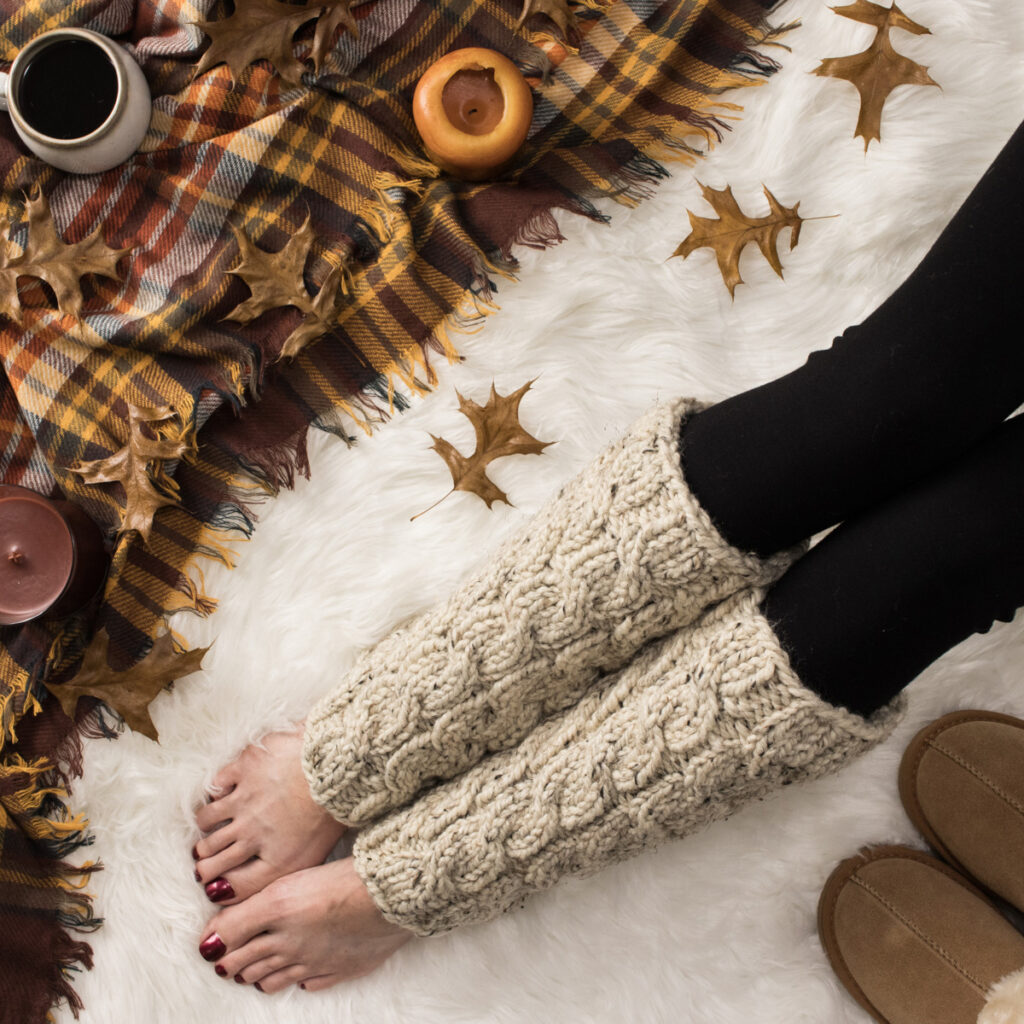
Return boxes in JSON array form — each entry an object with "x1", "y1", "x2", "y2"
[{"x1": 8, "y1": 549, "x2": 24, "y2": 565}]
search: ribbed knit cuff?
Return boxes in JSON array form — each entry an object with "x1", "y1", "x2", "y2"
[
  {"x1": 351, "y1": 590, "x2": 905, "y2": 937},
  {"x1": 303, "y1": 399, "x2": 804, "y2": 828}
]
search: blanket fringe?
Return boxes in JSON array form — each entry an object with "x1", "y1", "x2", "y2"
[
  {"x1": 382, "y1": 148, "x2": 443, "y2": 186},
  {"x1": 424, "y1": 251, "x2": 510, "y2": 379},
  {"x1": 506, "y1": 206, "x2": 566, "y2": 250},
  {"x1": 0, "y1": 754, "x2": 99, "y2": 1024},
  {"x1": 0, "y1": 675, "x2": 40, "y2": 747}
]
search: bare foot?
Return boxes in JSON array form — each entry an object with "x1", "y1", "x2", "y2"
[
  {"x1": 193, "y1": 726, "x2": 346, "y2": 905},
  {"x1": 198, "y1": 858, "x2": 413, "y2": 992}
]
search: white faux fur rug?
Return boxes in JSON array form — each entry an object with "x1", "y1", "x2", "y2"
[{"x1": 58, "y1": 2, "x2": 1024, "y2": 1021}]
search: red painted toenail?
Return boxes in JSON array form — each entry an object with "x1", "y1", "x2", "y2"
[
  {"x1": 299, "y1": 983, "x2": 306, "y2": 990},
  {"x1": 234, "y1": 974, "x2": 245, "y2": 984},
  {"x1": 205, "y1": 878, "x2": 235, "y2": 902},
  {"x1": 191, "y1": 845, "x2": 200, "y2": 860},
  {"x1": 199, "y1": 934, "x2": 225, "y2": 961},
  {"x1": 255, "y1": 983, "x2": 264, "y2": 993},
  {"x1": 194, "y1": 869, "x2": 201, "y2": 882},
  {"x1": 215, "y1": 965, "x2": 227, "y2": 977}
]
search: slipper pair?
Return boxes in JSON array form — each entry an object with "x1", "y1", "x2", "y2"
[{"x1": 819, "y1": 710, "x2": 1024, "y2": 1024}]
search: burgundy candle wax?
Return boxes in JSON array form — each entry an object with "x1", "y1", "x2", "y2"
[
  {"x1": 441, "y1": 68, "x2": 506, "y2": 136},
  {"x1": 0, "y1": 484, "x2": 108, "y2": 626}
]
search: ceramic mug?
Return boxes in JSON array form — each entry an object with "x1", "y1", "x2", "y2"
[{"x1": 0, "y1": 27, "x2": 151, "y2": 174}]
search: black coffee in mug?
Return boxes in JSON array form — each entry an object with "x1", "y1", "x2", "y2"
[{"x1": 17, "y1": 38, "x2": 118, "y2": 140}]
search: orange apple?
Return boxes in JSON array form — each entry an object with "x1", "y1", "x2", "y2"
[{"x1": 413, "y1": 47, "x2": 534, "y2": 181}]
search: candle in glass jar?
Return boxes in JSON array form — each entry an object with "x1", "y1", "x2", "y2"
[
  {"x1": 0, "y1": 484, "x2": 108, "y2": 626},
  {"x1": 413, "y1": 47, "x2": 534, "y2": 181}
]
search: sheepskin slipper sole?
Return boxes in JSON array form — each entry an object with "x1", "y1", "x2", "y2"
[
  {"x1": 899, "y1": 710, "x2": 1024, "y2": 914},
  {"x1": 818, "y1": 845, "x2": 1024, "y2": 1024}
]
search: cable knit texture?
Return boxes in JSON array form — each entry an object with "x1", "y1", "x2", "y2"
[
  {"x1": 303, "y1": 399, "x2": 801, "y2": 827},
  {"x1": 351, "y1": 589, "x2": 906, "y2": 937}
]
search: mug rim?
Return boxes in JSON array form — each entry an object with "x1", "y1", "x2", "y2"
[{"x1": 8, "y1": 27, "x2": 127, "y2": 149}]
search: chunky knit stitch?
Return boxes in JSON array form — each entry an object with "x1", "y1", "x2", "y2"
[
  {"x1": 352, "y1": 589, "x2": 905, "y2": 936},
  {"x1": 303, "y1": 399, "x2": 801, "y2": 827}
]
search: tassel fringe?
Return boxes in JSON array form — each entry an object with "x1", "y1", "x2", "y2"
[{"x1": 0, "y1": 754, "x2": 100, "y2": 1024}]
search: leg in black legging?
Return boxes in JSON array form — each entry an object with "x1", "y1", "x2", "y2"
[
  {"x1": 762, "y1": 414, "x2": 1024, "y2": 717},
  {"x1": 680, "y1": 119, "x2": 1024, "y2": 558}
]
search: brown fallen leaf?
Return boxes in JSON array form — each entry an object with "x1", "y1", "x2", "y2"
[
  {"x1": 0, "y1": 188, "x2": 131, "y2": 322},
  {"x1": 223, "y1": 216, "x2": 348, "y2": 360},
  {"x1": 813, "y1": 0, "x2": 938, "y2": 150},
  {"x1": 311, "y1": 0, "x2": 359, "y2": 69},
  {"x1": 71, "y1": 404, "x2": 193, "y2": 543},
  {"x1": 671, "y1": 183, "x2": 809, "y2": 297},
  {"x1": 517, "y1": 0, "x2": 580, "y2": 44},
  {"x1": 516, "y1": 0, "x2": 611, "y2": 45},
  {"x1": 414, "y1": 380, "x2": 554, "y2": 519},
  {"x1": 193, "y1": 0, "x2": 358, "y2": 86},
  {"x1": 46, "y1": 630, "x2": 209, "y2": 742}
]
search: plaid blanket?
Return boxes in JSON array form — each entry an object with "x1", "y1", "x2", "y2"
[{"x1": 0, "y1": 0, "x2": 784, "y2": 1019}]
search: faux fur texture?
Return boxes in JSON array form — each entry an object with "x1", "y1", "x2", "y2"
[
  {"x1": 980, "y1": 966, "x2": 1024, "y2": 1024},
  {"x1": 57, "y1": 2, "x2": 1024, "y2": 1022}
]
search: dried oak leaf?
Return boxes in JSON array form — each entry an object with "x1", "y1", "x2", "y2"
[
  {"x1": 311, "y1": 0, "x2": 359, "y2": 69},
  {"x1": 223, "y1": 216, "x2": 347, "y2": 360},
  {"x1": 414, "y1": 380, "x2": 554, "y2": 520},
  {"x1": 517, "y1": 0, "x2": 580, "y2": 44},
  {"x1": 671, "y1": 183, "x2": 805, "y2": 298},
  {"x1": 194, "y1": 0, "x2": 357, "y2": 86},
  {"x1": 0, "y1": 188, "x2": 131, "y2": 323},
  {"x1": 517, "y1": 0, "x2": 611, "y2": 44},
  {"x1": 71, "y1": 404, "x2": 193, "y2": 543},
  {"x1": 46, "y1": 630, "x2": 209, "y2": 742},
  {"x1": 813, "y1": 0, "x2": 937, "y2": 150}
]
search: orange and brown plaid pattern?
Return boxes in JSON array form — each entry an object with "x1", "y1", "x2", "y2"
[{"x1": 0, "y1": 0, "x2": 785, "y2": 1019}]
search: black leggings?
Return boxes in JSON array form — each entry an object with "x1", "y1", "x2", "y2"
[{"x1": 679, "y1": 119, "x2": 1024, "y2": 718}]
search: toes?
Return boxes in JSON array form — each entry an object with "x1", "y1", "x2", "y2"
[
  {"x1": 300, "y1": 973, "x2": 344, "y2": 992},
  {"x1": 252, "y1": 963, "x2": 309, "y2": 994},
  {"x1": 214, "y1": 858, "x2": 280, "y2": 905},
  {"x1": 194, "y1": 823, "x2": 239, "y2": 862},
  {"x1": 203, "y1": 876, "x2": 237, "y2": 904},
  {"x1": 199, "y1": 893, "x2": 274, "y2": 965},
  {"x1": 215, "y1": 938, "x2": 280, "y2": 980},
  {"x1": 210, "y1": 761, "x2": 242, "y2": 795},
  {"x1": 195, "y1": 793, "x2": 237, "y2": 832},
  {"x1": 196, "y1": 842, "x2": 255, "y2": 887}
]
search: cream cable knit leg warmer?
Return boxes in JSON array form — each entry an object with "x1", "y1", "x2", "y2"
[
  {"x1": 351, "y1": 589, "x2": 906, "y2": 937},
  {"x1": 303, "y1": 398, "x2": 801, "y2": 827}
]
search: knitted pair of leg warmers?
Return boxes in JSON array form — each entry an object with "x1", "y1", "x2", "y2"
[
  {"x1": 353, "y1": 590, "x2": 904, "y2": 935},
  {"x1": 301, "y1": 400, "x2": 904, "y2": 935},
  {"x1": 302, "y1": 398, "x2": 798, "y2": 826}
]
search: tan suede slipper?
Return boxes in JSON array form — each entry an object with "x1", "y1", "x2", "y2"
[
  {"x1": 899, "y1": 710, "x2": 1024, "y2": 913},
  {"x1": 818, "y1": 845, "x2": 1024, "y2": 1024}
]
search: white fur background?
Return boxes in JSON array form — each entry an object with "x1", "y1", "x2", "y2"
[{"x1": 57, "y1": 2, "x2": 1024, "y2": 1022}]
